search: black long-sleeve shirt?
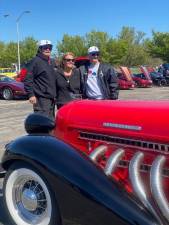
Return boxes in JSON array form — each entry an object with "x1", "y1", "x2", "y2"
[
  {"x1": 24, "y1": 53, "x2": 57, "y2": 99},
  {"x1": 55, "y1": 68, "x2": 81, "y2": 107}
]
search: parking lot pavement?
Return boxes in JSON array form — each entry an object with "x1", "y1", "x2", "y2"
[{"x1": 0, "y1": 100, "x2": 32, "y2": 160}]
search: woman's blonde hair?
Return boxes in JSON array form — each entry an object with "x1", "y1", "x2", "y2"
[{"x1": 60, "y1": 52, "x2": 75, "y2": 69}]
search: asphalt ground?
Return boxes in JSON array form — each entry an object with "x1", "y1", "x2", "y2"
[{"x1": 0, "y1": 86, "x2": 169, "y2": 224}]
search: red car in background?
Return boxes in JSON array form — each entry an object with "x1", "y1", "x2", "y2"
[
  {"x1": 117, "y1": 66, "x2": 135, "y2": 89},
  {"x1": 0, "y1": 75, "x2": 27, "y2": 100},
  {"x1": 75, "y1": 56, "x2": 90, "y2": 68},
  {"x1": 129, "y1": 67, "x2": 152, "y2": 87},
  {"x1": 15, "y1": 68, "x2": 27, "y2": 82}
]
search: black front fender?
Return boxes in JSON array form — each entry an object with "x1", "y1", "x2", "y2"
[{"x1": 2, "y1": 135, "x2": 159, "y2": 225}]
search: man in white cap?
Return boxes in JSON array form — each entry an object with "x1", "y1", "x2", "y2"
[
  {"x1": 79, "y1": 46, "x2": 119, "y2": 100},
  {"x1": 24, "y1": 40, "x2": 57, "y2": 120}
]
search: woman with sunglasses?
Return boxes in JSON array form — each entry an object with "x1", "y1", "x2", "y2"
[{"x1": 55, "y1": 52, "x2": 82, "y2": 109}]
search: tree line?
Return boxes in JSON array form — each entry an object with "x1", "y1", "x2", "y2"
[{"x1": 0, "y1": 26, "x2": 169, "y2": 68}]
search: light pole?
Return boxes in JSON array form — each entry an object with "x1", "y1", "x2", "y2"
[{"x1": 16, "y1": 11, "x2": 30, "y2": 72}]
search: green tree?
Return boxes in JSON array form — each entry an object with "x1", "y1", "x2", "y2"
[
  {"x1": 118, "y1": 26, "x2": 149, "y2": 66},
  {"x1": 120, "y1": 45, "x2": 150, "y2": 66},
  {"x1": 20, "y1": 37, "x2": 37, "y2": 65},
  {"x1": 118, "y1": 26, "x2": 146, "y2": 45},
  {"x1": 57, "y1": 34, "x2": 86, "y2": 57},
  {"x1": 0, "y1": 42, "x2": 6, "y2": 67},
  {"x1": 146, "y1": 31, "x2": 169, "y2": 62},
  {"x1": 3, "y1": 42, "x2": 17, "y2": 67},
  {"x1": 106, "y1": 39, "x2": 128, "y2": 65}
]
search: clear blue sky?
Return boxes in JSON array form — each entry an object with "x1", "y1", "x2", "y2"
[{"x1": 1, "y1": 0, "x2": 169, "y2": 49}]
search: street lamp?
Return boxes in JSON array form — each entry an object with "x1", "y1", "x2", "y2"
[{"x1": 16, "y1": 10, "x2": 30, "y2": 72}]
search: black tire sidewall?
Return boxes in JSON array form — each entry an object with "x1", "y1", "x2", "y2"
[{"x1": 3, "y1": 161, "x2": 61, "y2": 225}]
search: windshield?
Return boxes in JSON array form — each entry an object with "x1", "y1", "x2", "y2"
[{"x1": 0, "y1": 76, "x2": 14, "y2": 82}]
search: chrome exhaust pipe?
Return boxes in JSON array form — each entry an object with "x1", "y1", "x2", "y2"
[
  {"x1": 129, "y1": 152, "x2": 162, "y2": 224},
  {"x1": 150, "y1": 155, "x2": 169, "y2": 222},
  {"x1": 89, "y1": 145, "x2": 107, "y2": 162},
  {"x1": 104, "y1": 148, "x2": 125, "y2": 176}
]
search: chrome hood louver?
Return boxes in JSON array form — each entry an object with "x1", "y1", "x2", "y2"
[
  {"x1": 150, "y1": 156, "x2": 169, "y2": 222},
  {"x1": 104, "y1": 148, "x2": 125, "y2": 176}
]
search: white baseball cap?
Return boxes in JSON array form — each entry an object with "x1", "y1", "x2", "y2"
[
  {"x1": 87, "y1": 46, "x2": 99, "y2": 54},
  {"x1": 37, "y1": 40, "x2": 52, "y2": 47}
]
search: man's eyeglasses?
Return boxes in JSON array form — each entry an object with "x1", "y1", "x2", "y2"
[
  {"x1": 64, "y1": 58, "x2": 75, "y2": 62},
  {"x1": 90, "y1": 52, "x2": 100, "y2": 57},
  {"x1": 42, "y1": 45, "x2": 52, "y2": 51}
]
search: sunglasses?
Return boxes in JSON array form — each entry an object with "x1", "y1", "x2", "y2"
[
  {"x1": 42, "y1": 45, "x2": 52, "y2": 51},
  {"x1": 90, "y1": 52, "x2": 100, "y2": 56},
  {"x1": 64, "y1": 58, "x2": 75, "y2": 62}
]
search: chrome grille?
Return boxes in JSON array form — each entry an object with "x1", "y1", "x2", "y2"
[{"x1": 79, "y1": 131, "x2": 169, "y2": 153}]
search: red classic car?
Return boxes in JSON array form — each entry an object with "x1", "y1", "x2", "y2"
[
  {"x1": 0, "y1": 75, "x2": 27, "y2": 100},
  {"x1": 1, "y1": 100, "x2": 169, "y2": 224},
  {"x1": 55, "y1": 100, "x2": 169, "y2": 224}
]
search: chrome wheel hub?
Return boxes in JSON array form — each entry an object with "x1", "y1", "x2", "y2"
[
  {"x1": 13, "y1": 177, "x2": 49, "y2": 223},
  {"x1": 3, "y1": 89, "x2": 10, "y2": 98},
  {"x1": 22, "y1": 188, "x2": 38, "y2": 211}
]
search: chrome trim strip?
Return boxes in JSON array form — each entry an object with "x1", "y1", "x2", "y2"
[
  {"x1": 129, "y1": 152, "x2": 162, "y2": 224},
  {"x1": 104, "y1": 148, "x2": 125, "y2": 176},
  {"x1": 89, "y1": 145, "x2": 107, "y2": 162},
  {"x1": 103, "y1": 122, "x2": 142, "y2": 131},
  {"x1": 150, "y1": 155, "x2": 169, "y2": 222}
]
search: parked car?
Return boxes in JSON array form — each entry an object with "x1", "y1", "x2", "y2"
[
  {"x1": 75, "y1": 56, "x2": 90, "y2": 68},
  {"x1": 129, "y1": 67, "x2": 152, "y2": 87},
  {"x1": 1, "y1": 100, "x2": 168, "y2": 225},
  {"x1": 15, "y1": 68, "x2": 27, "y2": 82},
  {"x1": 0, "y1": 68, "x2": 17, "y2": 78},
  {"x1": 149, "y1": 71, "x2": 167, "y2": 86},
  {"x1": 0, "y1": 75, "x2": 27, "y2": 100},
  {"x1": 116, "y1": 67, "x2": 135, "y2": 89},
  {"x1": 141, "y1": 66, "x2": 166, "y2": 86},
  {"x1": 162, "y1": 63, "x2": 169, "y2": 77}
]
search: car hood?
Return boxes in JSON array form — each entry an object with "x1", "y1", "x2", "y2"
[{"x1": 10, "y1": 80, "x2": 24, "y2": 88}]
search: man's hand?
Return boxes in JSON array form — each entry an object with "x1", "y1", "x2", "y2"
[{"x1": 29, "y1": 96, "x2": 37, "y2": 105}]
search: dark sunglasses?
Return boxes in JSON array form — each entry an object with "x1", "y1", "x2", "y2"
[
  {"x1": 64, "y1": 58, "x2": 75, "y2": 62},
  {"x1": 41, "y1": 45, "x2": 52, "y2": 51},
  {"x1": 91, "y1": 52, "x2": 100, "y2": 56}
]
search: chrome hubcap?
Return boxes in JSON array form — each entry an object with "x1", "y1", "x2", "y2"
[
  {"x1": 13, "y1": 177, "x2": 48, "y2": 222},
  {"x1": 3, "y1": 89, "x2": 11, "y2": 99},
  {"x1": 22, "y1": 189, "x2": 38, "y2": 211}
]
